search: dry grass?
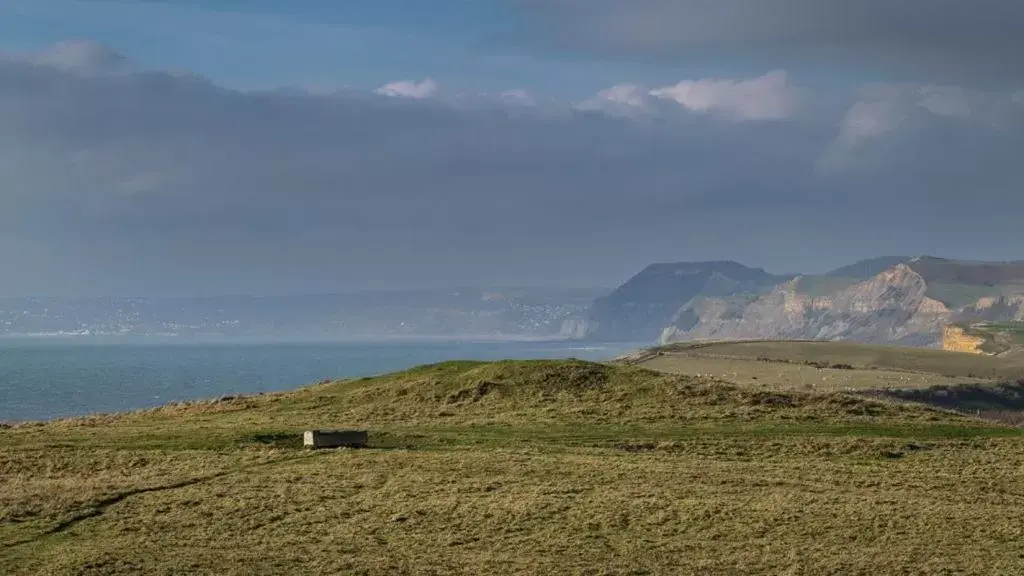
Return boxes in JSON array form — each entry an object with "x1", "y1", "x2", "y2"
[{"x1": 3, "y1": 357, "x2": 1024, "y2": 575}]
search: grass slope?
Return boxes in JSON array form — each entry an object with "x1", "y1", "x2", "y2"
[{"x1": 3, "y1": 357, "x2": 1024, "y2": 574}]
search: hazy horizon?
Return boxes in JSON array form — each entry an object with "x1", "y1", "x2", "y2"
[{"x1": 0, "y1": 254, "x2": 1009, "y2": 300}]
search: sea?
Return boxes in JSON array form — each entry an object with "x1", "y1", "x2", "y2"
[{"x1": 0, "y1": 339, "x2": 641, "y2": 422}]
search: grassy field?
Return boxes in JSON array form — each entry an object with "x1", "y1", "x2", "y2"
[
  {"x1": 961, "y1": 322, "x2": 1024, "y2": 356},
  {"x1": 3, "y1": 353, "x2": 1024, "y2": 574},
  {"x1": 635, "y1": 354, "x2": 995, "y2": 392}
]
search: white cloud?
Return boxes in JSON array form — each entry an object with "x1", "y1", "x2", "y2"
[
  {"x1": 576, "y1": 83, "x2": 656, "y2": 116},
  {"x1": 649, "y1": 70, "x2": 801, "y2": 121},
  {"x1": 374, "y1": 78, "x2": 440, "y2": 99},
  {"x1": 577, "y1": 71, "x2": 803, "y2": 121},
  {"x1": 843, "y1": 99, "x2": 906, "y2": 140}
]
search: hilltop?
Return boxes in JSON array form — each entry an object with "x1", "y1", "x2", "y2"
[{"x1": 3, "y1": 343, "x2": 1024, "y2": 574}]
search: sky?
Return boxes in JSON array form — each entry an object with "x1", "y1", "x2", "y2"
[{"x1": 0, "y1": 0, "x2": 1022, "y2": 297}]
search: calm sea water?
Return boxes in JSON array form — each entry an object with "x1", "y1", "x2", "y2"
[{"x1": 0, "y1": 340, "x2": 639, "y2": 422}]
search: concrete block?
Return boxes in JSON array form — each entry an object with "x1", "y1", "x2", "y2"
[{"x1": 303, "y1": 429, "x2": 368, "y2": 449}]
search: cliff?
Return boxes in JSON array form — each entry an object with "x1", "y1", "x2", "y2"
[
  {"x1": 942, "y1": 326, "x2": 986, "y2": 354},
  {"x1": 660, "y1": 264, "x2": 952, "y2": 347}
]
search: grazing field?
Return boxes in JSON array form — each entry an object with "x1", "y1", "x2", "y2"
[
  {"x1": 3, "y1": 355, "x2": 1024, "y2": 575},
  {"x1": 634, "y1": 354, "x2": 994, "y2": 392},
  {"x1": 633, "y1": 340, "x2": 1024, "y2": 380}
]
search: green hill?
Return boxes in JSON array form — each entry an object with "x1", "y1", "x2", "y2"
[{"x1": 3, "y1": 353, "x2": 1024, "y2": 575}]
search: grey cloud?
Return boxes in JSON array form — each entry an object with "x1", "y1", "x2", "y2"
[
  {"x1": 520, "y1": 0, "x2": 1024, "y2": 86},
  {"x1": 0, "y1": 42, "x2": 1022, "y2": 297}
]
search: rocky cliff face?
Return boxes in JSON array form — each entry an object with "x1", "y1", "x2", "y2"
[
  {"x1": 956, "y1": 294, "x2": 1024, "y2": 323},
  {"x1": 942, "y1": 326, "x2": 986, "y2": 354},
  {"x1": 660, "y1": 264, "x2": 953, "y2": 347}
]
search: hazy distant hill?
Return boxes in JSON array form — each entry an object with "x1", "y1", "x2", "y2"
[
  {"x1": 908, "y1": 256, "x2": 1024, "y2": 285},
  {"x1": 578, "y1": 261, "x2": 789, "y2": 343},
  {"x1": 578, "y1": 256, "x2": 1024, "y2": 348}
]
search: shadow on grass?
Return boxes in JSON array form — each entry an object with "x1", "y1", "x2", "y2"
[
  {"x1": 244, "y1": 432, "x2": 304, "y2": 449},
  {"x1": 357, "y1": 421, "x2": 1024, "y2": 452},
  {"x1": 863, "y1": 380, "x2": 1024, "y2": 426},
  {"x1": 241, "y1": 431, "x2": 418, "y2": 451}
]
